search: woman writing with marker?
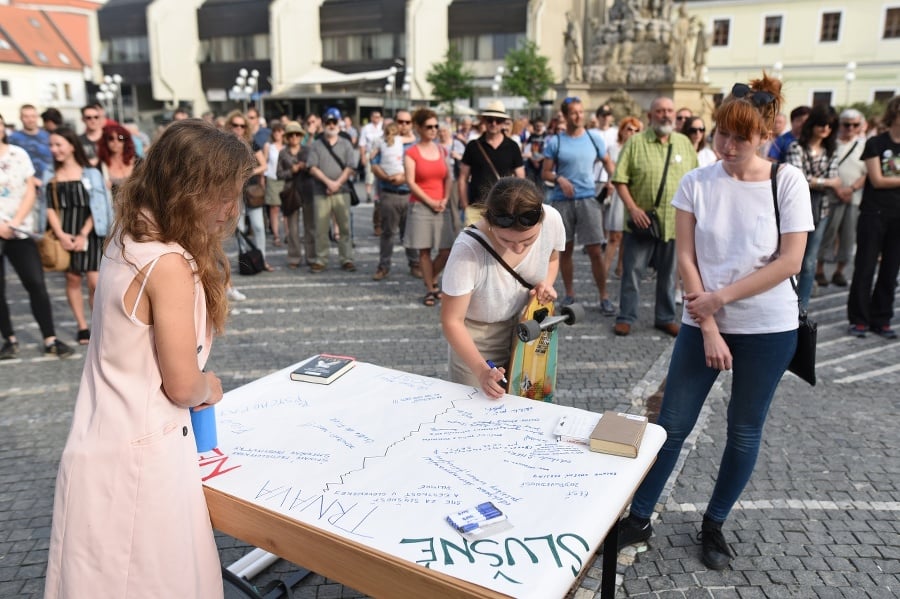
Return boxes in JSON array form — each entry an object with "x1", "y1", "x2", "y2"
[{"x1": 441, "y1": 178, "x2": 565, "y2": 398}]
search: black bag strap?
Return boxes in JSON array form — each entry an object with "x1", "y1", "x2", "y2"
[
  {"x1": 463, "y1": 226, "x2": 534, "y2": 290},
  {"x1": 553, "y1": 131, "x2": 605, "y2": 185},
  {"x1": 653, "y1": 143, "x2": 674, "y2": 209},
  {"x1": 770, "y1": 163, "x2": 802, "y2": 307},
  {"x1": 320, "y1": 140, "x2": 353, "y2": 192},
  {"x1": 235, "y1": 229, "x2": 258, "y2": 252},
  {"x1": 836, "y1": 140, "x2": 858, "y2": 167},
  {"x1": 475, "y1": 139, "x2": 501, "y2": 181}
]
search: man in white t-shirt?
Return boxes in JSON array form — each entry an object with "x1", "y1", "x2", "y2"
[{"x1": 358, "y1": 110, "x2": 384, "y2": 202}]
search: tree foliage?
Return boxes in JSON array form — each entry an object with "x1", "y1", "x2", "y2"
[
  {"x1": 426, "y1": 47, "x2": 475, "y2": 112},
  {"x1": 502, "y1": 41, "x2": 555, "y2": 107}
]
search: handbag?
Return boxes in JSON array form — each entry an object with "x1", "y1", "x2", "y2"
[
  {"x1": 236, "y1": 230, "x2": 265, "y2": 275},
  {"x1": 771, "y1": 163, "x2": 817, "y2": 386},
  {"x1": 320, "y1": 140, "x2": 361, "y2": 206},
  {"x1": 279, "y1": 179, "x2": 303, "y2": 216},
  {"x1": 38, "y1": 181, "x2": 71, "y2": 272},
  {"x1": 244, "y1": 182, "x2": 266, "y2": 209},
  {"x1": 626, "y1": 144, "x2": 672, "y2": 240}
]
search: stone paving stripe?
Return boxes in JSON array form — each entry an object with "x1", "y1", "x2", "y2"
[
  {"x1": 834, "y1": 362, "x2": 900, "y2": 383},
  {"x1": 817, "y1": 344, "x2": 900, "y2": 367},
  {"x1": 670, "y1": 500, "x2": 900, "y2": 513}
]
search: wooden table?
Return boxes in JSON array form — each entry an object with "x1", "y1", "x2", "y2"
[{"x1": 202, "y1": 361, "x2": 664, "y2": 599}]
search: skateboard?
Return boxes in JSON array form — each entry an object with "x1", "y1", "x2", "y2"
[{"x1": 506, "y1": 296, "x2": 583, "y2": 402}]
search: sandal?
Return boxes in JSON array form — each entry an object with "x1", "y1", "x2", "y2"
[
  {"x1": 273, "y1": 236, "x2": 282, "y2": 247},
  {"x1": 264, "y1": 263, "x2": 275, "y2": 272},
  {"x1": 431, "y1": 288, "x2": 443, "y2": 300},
  {"x1": 423, "y1": 291, "x2": 438, "y2": 307},
  {"x1": 77, "y1": 329, "x2": 90, "y2": 345}
]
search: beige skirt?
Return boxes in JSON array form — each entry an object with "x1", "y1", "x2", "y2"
[{"x1": 448, "y1": 315, "x2": 518, "y2": 387}]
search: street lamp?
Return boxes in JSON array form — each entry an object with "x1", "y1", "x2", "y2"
[
  {"x1": 232, "y1": 68, "x2": 259, "y2": 113},
  {"x1": 492, "y1": 65, "x2": 505, "y2": 97},
  {"x1": 97, "y1": 73, "x2": 124, "y2": 121},
  {"x1": 402, "y1": 65, "x2": 413, "y2": 105},
  {"x1": 844, "y1": 62, "x2": 857, "y2": 106},
  {"x1": 772, "y1": 61, "x2": 783, "y2": 81}
]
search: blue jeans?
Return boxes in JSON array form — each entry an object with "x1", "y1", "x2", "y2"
[
  {"x1": 629, "y1": 324, "x2": 796, "y2": 523},
  {"x1": 796, "y1": 215, "x2": 829, "y2": 309},
  {"x1": 617, "y1": 233, "x2": 677, "y2": 325}
]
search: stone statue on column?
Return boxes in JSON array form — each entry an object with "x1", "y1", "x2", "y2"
[{"x1": 564, "y1": 11, "x2": 584, "y2": 83}]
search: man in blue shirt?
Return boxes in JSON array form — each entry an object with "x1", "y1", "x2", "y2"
[
  {"x1": 767, "y1": 105, "x2": 810, "y2": 163},
  {"x1": 542, "y1": 97, "x2": 617, "y2": 314},
  {"x1": 9, "y1": 104, "x2": 51, "y2": 183}
]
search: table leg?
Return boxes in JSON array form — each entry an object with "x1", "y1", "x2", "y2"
[{"x1": 600, "y1": 518, "x2": 619, "y2": 599}]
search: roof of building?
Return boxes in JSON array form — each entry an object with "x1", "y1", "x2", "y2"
[{"x1": 0, "y1": 4, "x2": 89, "y2": 70}]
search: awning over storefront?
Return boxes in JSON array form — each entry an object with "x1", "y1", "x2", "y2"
[{"x1": 270, "y1": 67, "x2": 395, "y2": 97}]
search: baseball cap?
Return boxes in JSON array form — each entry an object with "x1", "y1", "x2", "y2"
[{"x1": 323, "y1": 107, "x2": 342, "y2": 122}]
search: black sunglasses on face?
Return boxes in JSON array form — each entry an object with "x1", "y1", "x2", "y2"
[
  {"x1": 423, "y1": 124, "x2": 439, "y2": 130},
  {"x1": 731, "y1": 83, "x2": 776, "y2": 107},
  {"x1": 230, "y1": 122, "x2": 246, "y2": 129},
  {"x1": 841, "y1": 122, "x2": 861, "y2": 128},
  {"x1": 688, "y1": 127, "x2": 705, "y2": 134},
  {"x1": 325, "y1": 119, "x2": 339, "y2": 125},
  {"x1": 490, "y1": 208, "x2": 543, "y2": 228},
  {"x1": 107, "y1": 135, "x2": 125, "y2": 141},
  {"x1": 396, "y1": 119, "x2": 411, "y2": 125}
]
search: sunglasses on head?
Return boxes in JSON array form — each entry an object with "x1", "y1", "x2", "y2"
[
  {"x1": 562, "y1": 96, "x2": 580, "y2": 106},
  {"x1": 490, "y1": 207, "x2": 543, "y2": 229},
  {"x1": 731, "y1": 83, "x2": 776, "y2": 107},
  {"x1": 688, "y1": 127, "x2": 705, "y2": 134}
]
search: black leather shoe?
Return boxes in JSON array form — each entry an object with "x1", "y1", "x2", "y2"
[
  {"x1": 697, "y1": 520, "x2": 734, "y2": 570},
  {"x1": 617, "y1": 514, "x2": 652, "y2": 550}
]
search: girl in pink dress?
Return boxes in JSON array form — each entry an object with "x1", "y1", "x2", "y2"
[{"x1": 44, "y1": 121, "x2": 255, "y2": 599}]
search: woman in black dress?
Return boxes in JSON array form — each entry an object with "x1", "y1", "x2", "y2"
[{"x1": 46, "y1": 127, "x2": 112, "y2": 344}]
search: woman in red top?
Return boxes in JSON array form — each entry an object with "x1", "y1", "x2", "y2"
[{"x1": 404, "y1": 108, "x2": 454, "y2": 306}]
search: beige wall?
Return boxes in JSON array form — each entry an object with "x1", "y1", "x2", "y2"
[
  {"x1": 687, "y1": 0, "x2": 900, "y2": 109},
  {"x1": 406, "y1": 0, "x2": 452, "y2": 100},
  {"x1": 147, "y1": 0, "x2": 208, "y2": 114},
  {"x1": 270, "y1": 0, "x2": 325, "y2": 90}
]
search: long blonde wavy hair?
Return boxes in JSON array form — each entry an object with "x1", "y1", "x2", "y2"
[{"x1": 110, "y1": 120, "x2": 255, "y2": 333}]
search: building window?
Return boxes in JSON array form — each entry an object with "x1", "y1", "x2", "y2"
[
  {"x1": 712, "y1": 19, "x2": 730, "y2": 46},
  {"x1": 874, "y1": 90, "x2": 896, "y2": 104},
  {"x1": 1, "y1": 80, "x2": 10, "y2": 97},
  {"x1": 885, "y1": 8, "x2": 900, "y2": 38},
  {"x1": 812, "y1": 91, "x2": 833, "y2": 106},
  {"x1": 450, "y1": 33, "x2": 526, "y2": 61},
  {"x1": 322, "y1": 33, "x2": 403, "y2": 62},
  {"x1": 207, "y1": 34, "x2": 270, "y2": 62},
  {"x1": 764, "y1": 16, "x2": 782, "y2": 44},
  {"x1": 63, "y1": 83, "x2": 72, "y2": 101},
  {"x1": 820, "y1": 12, "x2": 841, "y2": 42},
  {"x1": 101, "y1": 36, "x2": 150, "y2": 63}
]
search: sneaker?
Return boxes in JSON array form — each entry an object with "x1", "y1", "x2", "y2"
[
  {"x1": 560, "y1": 295, "x2": 576, "y2": 307},
  {"x1": 45, "y1": 339, "x2": 74, "y2": 359},
  {"x1": 871, "y1": 325, "x2": 898, "y2": 340},
  {"x1": 0, "y1": 340, "x2": 19, "y2": 360},
  {"x1": 599, "y1": 298, "x2": 616, "y2": 316},
  {"x1": 372, "y1": 267, "x2": 389, "y2": 281},
  {"x1": 697, "y1": 520, "x2": 735, "y2": 570},
  {"x1": 341, "y1": 262, "x2": 357, "y2": 272},
  {"x1": 848, "y1": 324, "x2": 867, "y2": 338},
  {"x1": 226, "y1": 287, "x2": 247, "y2": 301},
  {"x1": 814, "y1": 272, "x2": 829, "y2": 287},
  {"x1": 831, "y1": 272, "x2": 848, "y2": 287},
  {"x1": 617, "y1": 514, "x2": 652, "y2": 550}
]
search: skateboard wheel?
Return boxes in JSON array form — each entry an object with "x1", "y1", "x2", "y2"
[
  {"x1": 561, "y1": 303, "x2": 585, "y2": 325},
  {"x1": 517, "y1": 320, "x2": 542, "y2": 342}
]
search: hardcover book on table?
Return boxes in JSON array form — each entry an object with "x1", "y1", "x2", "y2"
[
  {"x1": 589, "y1": 411, "x2": 647, "y2": 458},
  {"x1": 290, "y1": 354, "x2": 356, "y2": 384}
]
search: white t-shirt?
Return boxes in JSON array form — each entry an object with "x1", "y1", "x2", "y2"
[
  {"x1": 375, "y1": 137, "x2": 406, "y2": 177},
  {"x1": 0, "y1": 144, "x2": 37, "y2": 237},
  {"x1": 697, "y1": 147, "x2": 718, "y2": 168},
  {"x1": 835, "y1": 138, "x2": 867, "y2": 206},
  {"x1": 442, "y1": 205, "x2": 566, "y2": 323},
  {"x1": 672, "y1": 162, "x2": 814, "y2": 334}
]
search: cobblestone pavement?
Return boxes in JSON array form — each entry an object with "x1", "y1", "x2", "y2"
[{"x1": 2, "y1": 201, "x2": 898, "y2": 599}]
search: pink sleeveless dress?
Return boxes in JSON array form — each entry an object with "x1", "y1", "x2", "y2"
[{"x1": 44, "y1": 235, "x2": 223, "y2": 599}]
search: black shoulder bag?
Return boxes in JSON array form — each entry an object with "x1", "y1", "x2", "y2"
[
  {"x1": 320, "y1": 140, "x2": 361, "y2": 206},
  {"x1": 626, "y1": 143, "x2": 672, "y2": 240},
  {"x1": 463, "y1": 226, "x2": 534, "y2": 290},
  {"x1": 771, "y1": 163, "x2": 817, "y2": 386}
]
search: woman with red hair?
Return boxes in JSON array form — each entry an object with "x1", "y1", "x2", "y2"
[{"x1": 97, "y1": 123, "x2": 137, "y2": 196}]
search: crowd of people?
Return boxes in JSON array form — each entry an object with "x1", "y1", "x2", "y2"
[{"x1": 1, "y1": 85, "x2": 899, "y2": 594}]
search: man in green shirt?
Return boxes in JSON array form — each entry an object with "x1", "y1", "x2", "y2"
[{"x1": 611, "y1": 97, "x2": 698, "y2": 337}]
